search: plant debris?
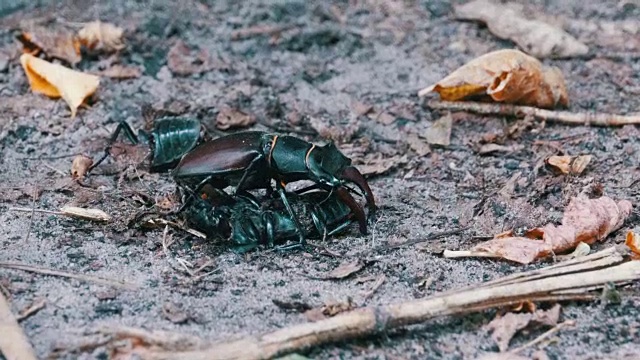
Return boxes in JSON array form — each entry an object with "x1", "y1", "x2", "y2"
[
  {"x1": 423, "y1": 114, "x2": 452, "y2": 146},
  {"x1": 454, "y1": 0, "x2": 589, "y2": 58},
  {"x1": 167, "y1": 40, "x2": 215, "y2": 76},
  {"x1": 545, "y1": 155, "x2": 592, "y2": 175},
  {"x1": 626, "y1": 231, "x2": 640, "y2": 256},
  {"x1": 17, "y1": 26, "x2": 82, "y2": 65},
  {"x1": 319, "y1": 260, "x2": 365, "y2": 280},
  {"x1": 216, "y1": 107, "x2": 257, "y2": 130},
  {"x1": 486, "y1": 304, "x2": 561, "y2": 352},
  {"x1": 77, "y1": 21, "x2": 125, "y2": 52},
  {"x1": 457, "y1": 194, "x2": 633, "y2": 264},
  {"x1": 97, "y1": 64, "x2": 142, "y2": 79},
  {"x1": 60, "y1": 205, "x2": 111, "y2": 222},
  {"x1": 20, "y1": 54, "x2": 100, "y2": 118},
  {"x1": 70, "y1": 155, "x2": 93, "y2": 180},
  {"x1": 272, "y1": 299, "x2": 313, "y2": 313},
  {"x1": 418, "y1": 49, "x2": 569, "y2": 109},
  {"x1": 304, "y1": 298, "x2": 355, "y2": 322}
]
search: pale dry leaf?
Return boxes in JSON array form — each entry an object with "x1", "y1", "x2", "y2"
[
  {"x1": 485, "y1": 304, "x2": 561, "y2": 352},
  {"x1": 323, "y1": 260, "x2": 364, "y2": 280},
  {"x1": 358, "y1": 154, "x2": 408, "y2": 176},
  {"x1": 556, "y1": 241, "x2": 591, "y2": 261},
  {"x1": 423, "y1": 114, "x2": 452, "y2": 146},
  {"x1": 98, "y1": 64, "x2": 142, "y2": 79},
  {"x1": 60, "y1": 205, "x2": 111, "y2": 222},
  {"x1": 478, "y1": 143, "x2": 523, "y2": 155},
  {"x1": 216, "y1": 107, "x2": 256, "y2": 130},
  {"x1": 546, "y1": 155, "x2": 592, "y2": 175},
  {"x1": 406, "y1": 135, "x2": 431, "y2": 156},
  {"x1": 625, "y1": 231, "x2": 640, "y2": 256},
  {"x1": 471, "y1": 194, "x2": 632, "y2": 264},
  {"x1": 417, "y1": 49, "x2": 568, "y2": 109},
  {"x1": 20, "y1": 53, "x2": 100, "y2": 118},
  {"x1": 454, "y1": 0, "x2": 589, "y2": 58},
  {"x1": 70, "y1": 154, "x2": 93, "y2": 180},
  {"x1": 17, "y1": 26, "x2": 82, "y2": 65},
  {"x1": 77, "y1": 21, "x2": 125, "y2": 52}
]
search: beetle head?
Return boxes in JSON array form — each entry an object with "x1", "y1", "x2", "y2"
[{"x1": 308, "y1": 142, "x2": 352, "y2": 186}]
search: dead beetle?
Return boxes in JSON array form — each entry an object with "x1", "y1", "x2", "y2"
[
  {"x1": 171, "y1": 131, "x2": 376, "y2": 244},
  {"x1": 185, "y1": 188, "x2": 362, "y2": 252}
]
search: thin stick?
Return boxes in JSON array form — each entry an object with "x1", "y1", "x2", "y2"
[
  {"x1": 427, "y1": 100, "x2": 640, "y2": 127},
  {"x1": 16, "y1": 299, "x2": 46, "y2": 322},
  {"x1": 443, "y1": 249, "x2": 500, "y2": 258},
  {"x1": 0, "y1": 292, "x2": 37, "y2": 360},
  {"x1": 0, "y1": 262, "x2": 137, "y2": 290},
  {"x1": 8, "y1": 207, "x2": 63, "y2": 215},
  {"x1": 509, "y1": 320, "x2": 576, "y2": 354},
  {"x1": 24, "y1": 187, "x2": 38, "y2": 243},
  {"x1": 100, "y1": 249, "x2": 639, "y2": 360}
]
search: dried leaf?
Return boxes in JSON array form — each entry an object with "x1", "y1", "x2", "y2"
[
  {"x1": 546, "y1": 155, "x2": 592, "y2": 175},
  {"x1": 455, "y1": 0, "x2": 589, "y2": 58},
  {"x1": 167, "y1": 40, "x2": 214, "y2": 76},
  {"x1": 60, "y1": 205, "x2": 111, "y2": 222},
  {"x1": 470, "y1": 195, "x2": 632, "y2": 264},
  {"x1": 17, "y1": 26, "x2": 82, "y2": 65},
  {"x1": 478, "y1": 143, "x2": 523, "y2": 155},
  {"x1": 216, "y1": 107, "x2": 256, "y2": 130},
  {"x1": 418, "y1": 49, "x2": 568, "y2": 109},
  {"x1": 77, "y1": 21, "x2": 125, "y2": 52},
  {"x1": 625, "y1": 231, "x2": 640, "y2": 256},
  {"x1": 20, "y1": 53, "x2": 100, "y2": 118},
  {"x1": 304, "y1": 298, "x2": 355, "y2": 322},
  {"x1": 71, "y1": 155, "x2": 93, "y2": 180},
  {"x1": 423, "y1": 114, "x2": 452, "y2": 146},
  {"x1": 406, "y1": 135, "x2": 431, "y2": 156},
  {"x1": 485, "y1": 304, "x2": 561, "y2": 352},
  {"x1": 556, "y1": 242, "x2": 591, "y2": 261},
  {"x1": 97, "y1": 64, "x2": 142, "y2": 79},
  {"x1": 323, "y1": 260, "x2": 364, "y2": 280},
  {"x1": 357, "y1": 154, "x2": 407, "y2": 176}
]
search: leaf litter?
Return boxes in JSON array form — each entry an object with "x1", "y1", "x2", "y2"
[
  {"x1": 447, "y1": 194, "x2": 632, "y2": 264},
  {"x1": 418, "y1": 49, "x2": 569, "y2": 109},
  {"x1": 77, "y1": 20, "x2": 125, "y2": 53},
  {"x1": 485, "y1": 304, "x2": 561, "y2": 352},
  {"x1": 545, "y1": 155, "x2": 592, "y2": 175},
  {"x1": 454, "y1": 0, "x2": 589, "y2": 59},
  {"x1": 17, "y1": 26, "x2": 82, "y2": 65}
]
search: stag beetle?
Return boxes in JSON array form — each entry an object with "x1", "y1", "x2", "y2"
[
  {"x1": 172, "y1": 131, "x2": 376, "y2": 243},
  {"x1": 184, "y1": 188, "x2": 361, "y2": 252},
  {"x1": 88, "y1": 107, "x2": 208, "y2": 173}
]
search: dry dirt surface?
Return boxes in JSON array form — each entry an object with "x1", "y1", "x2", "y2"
[{"x1": 1, "y1": 0, "x2": 640, "y2": 359}]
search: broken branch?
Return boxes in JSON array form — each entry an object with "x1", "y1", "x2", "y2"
[
  {"x1": 0, "y1": 292, "x2": 37, "y2": 360},
  {"x1": 427, "y1": 100, "x2": 640, "y2": 126}
]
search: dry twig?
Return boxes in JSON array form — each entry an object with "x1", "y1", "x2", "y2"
[
  {"x1": 427, "y1": 100, "x2": 640, "y2": 126},
  {"x1": 95, "y1": 247, "x2": 637, "y2": 360},
  {"x1": 0, "y1": 262, "x2": 137, "y2": 289},
  {"x1": 0, "y1": 292, "x2": 37, "y2": 360}
]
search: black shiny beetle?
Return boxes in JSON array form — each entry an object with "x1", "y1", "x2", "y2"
[
  {"x1": 88, "y1": 107, "x2": 208, "y2": 173},
  {"x1": 184, "y1": 188, "x2": 361, "y2": 252},
  {"x1": 171, "y1": 131, "x2": 376, "y2": 243}
]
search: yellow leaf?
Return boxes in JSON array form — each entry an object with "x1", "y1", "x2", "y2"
[{"x1": 20, "y1": 53, "x2": 100, "y2": 117}]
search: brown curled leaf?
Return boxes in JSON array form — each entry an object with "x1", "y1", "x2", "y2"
[
  {"x1": 71, "y1": 155, "x2": 93, "y2": 180},
  {"x1": 418, "y1": 49, "x2": 568, "y2": 109},
  {"x1": 17, "y1": 26, "x2": 82, "y2": 65},
  {"x1": 545, "y1": 155, "x2": 592, "y2": 175}
]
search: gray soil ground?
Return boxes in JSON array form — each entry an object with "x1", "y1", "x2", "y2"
[{"x1": 1, "y1": 0, "x2": 640, "y2": 359}]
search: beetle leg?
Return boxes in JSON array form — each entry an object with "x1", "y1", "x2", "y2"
[
  {"x1": 340, "y1": 166, "x2": 376, "y2": 218},
  {"x1": 88, "y1": 121, "x2": 140, "y2": 173},
  {"x1": 234, "y1": 154, "x2": 265, "y2": 194},
  {"x1": 335, "y1": 187, "x2": 368, "y2": 235},
  {"x1": 276, "y1": 185, "x2": 307, "y2": 245}
]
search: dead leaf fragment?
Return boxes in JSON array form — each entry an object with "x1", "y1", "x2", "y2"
[
  {"x1": 485, "y1": 304, "x2": 561, "y2": 352},
  {"x1": 418, "y1": 49, "x2": 568, "y2": 109},
  {"x1": 216, "y1": 107, "x2": 256, "y2": 130},
  {"x1": 167, "y1": 40, "x2": 214, "y2": 76},
  {"x1": 455, "y1": 0, "x2": 589, "y2": 58},
  {"x1": 470, "y1": 194, "x2": 632, "y2": 264},
  {"x1": 546, "y1": 155, "x2": 592, "y2": 175},
  {"x1": 70, "y1": 155, "x2": 93, "y2": 180},
  {"x1": 17, "y1": 26, "x2": 82, "y2": 65},
  {"x1": 625, "y1": 231, "x2": 640, "y2": 256},
  {"x1": 77, "y1": 21, "x2": 125, "y2": 52},
  {"x1": 323, "y1": 260, "x2": 364, "y2": 280},
  {"x1": 304, "y1": 298, "x2": 355, "y2": 322},
  {"x1": 20, "y1": 53, "x2": 100, "y2": 118},
  {"x1": 98, "y1": 64, "x2": 142, "y2": 79},
  {"x1": 406, "y1": 135, "x2": 431, "y2": 156},
  {"x1": 60, "y1": 205, "x2": 111, "y2": 222},
  {"x1": 423, "y1": 114, "x2": 452, "y2": 146},
  {"x1": 478, "y1": 143, "x2": 523, "y2": 155}
]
